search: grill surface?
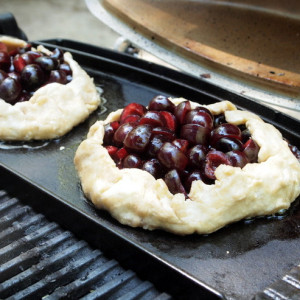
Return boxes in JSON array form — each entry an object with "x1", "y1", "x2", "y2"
[{"x1": 0, "y1": 182, "x2": 172, "y2": 300}]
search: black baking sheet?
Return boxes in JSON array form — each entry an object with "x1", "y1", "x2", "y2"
[{"x1": 0, "y1": 39, "x2": 299, "y2": 300}]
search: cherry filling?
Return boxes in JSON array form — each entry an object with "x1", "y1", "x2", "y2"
[
  {"x1": 102, "y1": 96, "x2": 294, "y2": 196},
  {"x1": 0, "y1": 42, "x2": 72, "y2": 105}
]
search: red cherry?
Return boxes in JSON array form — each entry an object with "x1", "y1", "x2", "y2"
[
  {"x1": 204, "y1": 150, "x2": 232, "y2": 180},
  {"x1": 120, "y1": 102, "x2": 147, "y2": 123},
  {"x1": 157, "y1": 142, "x2": 188, "y2": 171},
  {"x1": 159, "y1": 111, "x2": 177, "y2": 131},
  {"x1": 210, "y1": 123, "x2": 242, "y2": 148},
  {"x1": 124, "y1": 124, "x2": 153, "y2": 152},
  {"x1": 164, "y1": 169, "x2": 186, "y2": 195},
  {"x1": 243, "y1": 139, "x2": 259, "y2": 163},
  {"x1": 139, "y1": 111, "x2": 164, "y2": 127},
  {"x1": 174, "y1": 100, "x2": 191, "y2": 124},
  {"x1": 148, "y1": 95, "x2": 175, "y2": 112}
]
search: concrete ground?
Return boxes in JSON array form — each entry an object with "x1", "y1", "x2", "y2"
[{"x1": 0, "y1": 0, "x2": 120, "y2": 48}]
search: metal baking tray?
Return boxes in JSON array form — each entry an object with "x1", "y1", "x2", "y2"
[{"x1": 0, "y1": 39, "x2": 299, "y2": 300}]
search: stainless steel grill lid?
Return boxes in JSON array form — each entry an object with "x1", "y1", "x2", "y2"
[{"x1": 86, "y1": 0, "x2": 300, "y2": 119}]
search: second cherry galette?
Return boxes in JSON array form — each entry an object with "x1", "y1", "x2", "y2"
[{"x1": 75, "y1": 96, "x2": 300, "y2": 235}]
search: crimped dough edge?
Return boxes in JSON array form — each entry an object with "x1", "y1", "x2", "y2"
[
  {"x1": 0, "y1": 36, "x2": 101, "y2": 141},
  {"x1": 74, "y1": 99, "x2": 300, "y2": 235}
]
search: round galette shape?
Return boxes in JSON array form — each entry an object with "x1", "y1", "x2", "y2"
[
  {"x1": 0, "y1": 36, "x2": 100, "y2": 141},
  {"x1": 74, "y1": 98, "x2": 300, "y2": 235}
]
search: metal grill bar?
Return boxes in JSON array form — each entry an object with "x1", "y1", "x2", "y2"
[{"x1": 0, "y1": 188, "x2": 172, "y2": 299}]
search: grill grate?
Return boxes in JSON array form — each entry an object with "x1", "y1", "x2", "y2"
[{"x1": 0, "y1": 186, "x2": 172, "y2": 300}]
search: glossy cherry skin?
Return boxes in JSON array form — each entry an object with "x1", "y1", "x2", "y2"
[
  {"x1": 215, "y1": 137, "x2": 243, "y2": 152},
  {"x1": 187, "y1": 145, "x2": 208, "y2": 169},
  {"x1": 147, "y1": 134, "x2": 171, "y2": 157},
  {"x1": 180, "y1": 123, "x2": 210, "y2": 146},
  {"x1": 174, "y1": 100, "x2": 191, "y2": 124},
  {"x1": 142, "y1": 158, "x2": 164, "y2": 179},
  {"x1": 157, "y1": 142, "x2": 188, "y2": 171},
  {"x1": 243, "y1": 139, "x2": 259, "y2": 162},
  {"x1": 120, "y1": 102, "x2": 147, "y2": 123},
  {"x1": 113, "y1": 123, "x2": 135, "y2": 147},
  {"x1": 0, "y1": 70, "x2": 7, "y2": 84},
  {"x1": 184, "y1": 110, "x2": 213, "y2": 130},
  {"x1": 47, "y1": 70, "x2": 68, "y2": 84},
  {"x1": 122, "y1": 154, "x2": 143, "y2": 168},
  {"x1": 204, "y1": 150, "x2": 232, "y2": 180},
  {"x1": 184, "y1": 170, "x2": 205, "y2": 192},
  {"x1": 227, "y1": 150, "x2": 249, "y2": 168},
  {"x1": 164, "y1": 169, "x2": 186, "y2": 195},
  {"x1": 103, "y1": 121, "x2": 120, "y2": 145},
  {"x1": 148, "y1": 95, "x2": 175, "y2": 112},
  {"x1": 210, "y1": 123, "x2": 242, "y2": 147},
  {"x1": 0, "y1": 51, "x2": 10, "y2": 71},
  {"x1": 0, "y1": 77, "x2": 22, "y2": 104},
  {"x1": 20, "y1": 64, "x2": 45, "y2": 91},
  {"x1": 139, "y1": 111, "x2": 163, "y2": 127},
  {"x1": 124, "y1": 124, "x2": 153, "y2": 152},
  {"x1": 35, "y1": 56, "x2": 60, "y2": 72}
]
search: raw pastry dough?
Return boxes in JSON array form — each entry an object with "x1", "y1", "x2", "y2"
[
  {"x1": 0, "y1": 36, "x2": 100, "y2": 140},
  {"x1": 74, "y1": 99, "x2": 300, "y2": 235}
]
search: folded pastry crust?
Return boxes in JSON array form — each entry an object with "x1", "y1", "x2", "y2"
[
  {"x1": 74, "y1": 99, "x2": 300, "y2": 235},
  {"x1": 0, "y1": 36, "x2": 100, "y2": 140}
]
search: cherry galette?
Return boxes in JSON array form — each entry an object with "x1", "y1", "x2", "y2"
[
  {"x1": 0, "y1": 36, "x2": 100, "y2": 141},
  {"x1": 102, "y1": 95, "x2": 261, "y2": 196},
  {"x1": 75, "y1": 97, "x2": 300, "y2": 235}
]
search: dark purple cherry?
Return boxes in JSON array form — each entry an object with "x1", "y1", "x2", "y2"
[
  {"x1": 243, "y1": 139, "x2": 259, "y2": 163},
  {"x1": 13, "y1": 55, "x2": 26, "y2": 72},
  {"x1": 120, "y1": 102, "x2": 147, "y2": 123},
  {"x1": 35, "y1": 56, "x2": 59, "y2": 72},
  {"x1": 174, "y1": 100, "x2": 191, "y2": 124},
  {"x1": 148, "y1": 95, "x2": 175, "y2": 112},
  {"x1": 157, "y1": 142, "x2": 188, "y2": 171},
  {"x1": 184, "y1": 110, "x2": 213, "y2": 130},
  {"x1": 289, "y1": 144, "x2": 300, "y2": 160},
  {"x1": 180, "y1": 124, "x2": 210, "y2": 145},
  {"x1": 0, "y1": 51, "x2": 10, "y2": 71},
  {"x1": 59, "y1": 63, "x2": 72, "y2": 76},
  {"x1": 215, "y1": 137, "x2": 243, "y2": 152},
  {"x1": 47, "y1": 70, "x2": 67, "y2": 84},
  {"x1": 204, "y1": 150, "x2": 232, "y2": 180},
  {"x1": 122, "y1": 154, "x2": 143, "y2": 169},
  {"x1": 113, "y1": 122, "x2": 135, "y2": 147},
  {"x1": 210, "y1": 123, "x2": 242, "y2": 147},
  {"x1": 0, "y1": 77, "x2": 22, "y2": 104},
  {"x1": 164, "y1": 169, "x2": 186, "y2": 195},
  {"x1": 172, "y1": 139, "x2": 189, "y2": 153},
  {"x1": 139, "y1": 111, "x2": 163, "y2": 127},
  {"x1": 8, "y1": 71, "x2": 21, "y2": 82},
  {"x1": 20, "y1": 52, "x2": 40, "y2": 65},
  {"x1": 195, "y1": 106, "x2": 213, "y2": 117},
  {"x1": 227, "y1": 150, "x2": 249, "y2": 168},
  {"x1": 142, "y1": 158, "x2": 164, "y2": 178},
  {"x1": 20, "y1": 64, "x2": 45, "y2": 91},
  {"x1": 159, "y1": 111, "x2": 177, "y2": 131},
  {"x1": 147, "y1": 134, "x2": 171, "y2": 157},
  {"x1": 213, "y1": 113, "x2": 226, "y2": 127},
  {"x1": 185, "y1": 170, "x2": 205, "y2": 192},
  {"x1": 187, "y1": 144, "x2": 208, "y2": 168},
  {"x1": 50, "y1": 48, "x2": 64, "y2": 63},
  {"x1": 0, "y1": 70, "x2": 8, "y2": 84},
  {"x1": 152, "y1": 127, "x2": 175, "y2": 140},
  {"x1": 124, "y1": 124, "x2": 153, "y2": 152},
  {"x1": 18, "y1": 91, "x2": 32, "y2": 102},
  {"x1": 241, "y1": 128, "x2": 251, "y2": 143},
  {"x1": 103, "y1": 121, "x2": 120, "y2": 145}
]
